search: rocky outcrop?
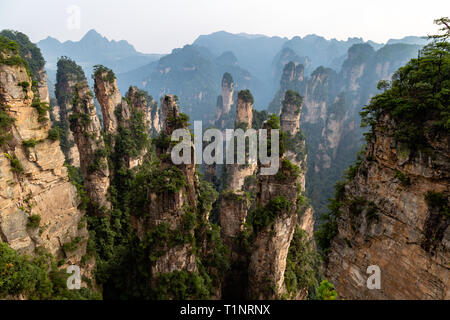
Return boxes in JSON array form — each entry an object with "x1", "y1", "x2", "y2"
[
  {"x1": 214, "y1": 73, "x2": 237, "y2": 130},
  {"x1": 94, "y1": 70, "x2": 154, "y2": 169},
  {"x1": 280, "y1": 90, "x2": 314, "y2": 238},
  {"x1": 268, "y1": 61, "x2": 306, "y2": 116},
  {"x1": 280, "y1": 90, "x2": 302, "y2": 136},
  {"x1": 133, "y1": 95, "x2": 198, "y2": 276},
  {"x1": 247, "y1": 160, "x2": 302, "y2": 299},
  {"x1": 220, "y1": 90, "x2": 257, "y2": 247},
  {"x1": 0, "y1": 41, "x2": 89, "y2": 268},
  {"x1": 54, "y1": 57, "x2": 83, "y2": 167},
  {"x1": 235, "y1": 90, "x2": 253, "y2": 129},
  {"x1": 302, "y1": 67, "x2": 338, "y2": 124},
  {"x1": 246, "y1": 114, "x2": 308, "y2": 299},
  {"x1": 127, "y1": 86, "x2": 160, "y2": 135},
  {"x1": 325, "y1": 113, "x2": 449, "y2": 299},
  {"x1": 222, "y1": 73, "x2": 234, "y2": 115},
  {"x1": 69, "y1": 70, "x2": 111, "y2": 210},
  {"x1": 93, "y1": 67, "x2": 121, "y2": 134},
  {"x1": 217, "y1": 88, "x2": 316, "y2": 300}
]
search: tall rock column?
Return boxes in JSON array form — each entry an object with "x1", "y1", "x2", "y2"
[
  {"x1": 280, "y1": 90, "x2": 315, "y2": 240},
  {"x1": 246, "y1": 118, "x2": 303, "y2": 299},
  {"x1": 220, "y1": 90, "x2": 257, "y2": 248},
  {"x1": 94, "y1": 68, "x2": 155, "y2": 169},
  {"x1": 222, "y1": 73, "x2": 234, "y2": 115},
  {"x1": 69, "y1": 72, "x2": 110, "y2": 210},
  {"x1": 131, "y1": 95, "x2": 198, "y2": 277},
  {"x1": 54, "y1": 57, "x2": 83, "y2": 166},
  {"x1": 215, "y1": 73, "x2": 235, "y2": 127},
  {"x1": 93, "y1": 66, "x2": 121, "y2": 134}
]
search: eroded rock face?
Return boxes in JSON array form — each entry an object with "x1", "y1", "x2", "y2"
[
  {"x1": 326, "y1": 115, "x2": 450, "y2": 299},
  {"x1": 0, "y1": 52, "x2": 88, "y2": 267},
  {"x1": 280, "y1": 91, "x2": 315, "y2": 242},
  {"x1": 247, "y1": 168, "x2": 301, "y2": 299},
  {"x1": 220, "y1": 91, "x2": 257, "y2": 247},
  {"x1": 54, "y1": 60, "x2": 84, "y2": 167},
  {"x1": 219, "y1": 92, "x2": 315, "y2": 299},
  {"x1": 93, "y1": 71, "x2": 121, "y2": 134},
  {"x1": 302, "y1": 67, "x2": 338, "y2": 124},
  {"x1": 133, "y1": 95, "x2": 198, "y2": 276},
  {"x1": 281, "y1": 92, "x2": 302, "y2": 136},
  {"x1": 221, "y1": 73, "x2": 234, "y2": 116},
  {"x1": 69, "y1": 78, "x2": 111, "y2": 209},
  {"x1": 235, "y1": 95, "x2": 253, "y2": 129}
]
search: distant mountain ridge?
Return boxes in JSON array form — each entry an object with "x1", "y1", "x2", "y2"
[
  {"x1": 37, "y1": 29, "x2": 164, "y2": 82},
  {"x1": 36, "y1": 29, "x2": 428, "y2": 121}
]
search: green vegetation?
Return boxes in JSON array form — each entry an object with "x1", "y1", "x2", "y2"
[
  {"x1": 360, "y1": 40, "x2": 450, "y2": 151},
  {"x1": 285, "y1": 130, "x2": 307, "y2": 165},
  {"x1": 167, "y1": 112, "x2": 190, "y2": 129},
  {"x1": 265, "y1": 114, "x2": 280, "y2": 129},
  {"x1": 22, "y1": 139, "x2": 40, "y2": 148},
  {"x1": 0, "y1": 35, "x2": 19, "y2": 54},
  {"x1": 152, "y1": 271, "x2": 210, "y2": 299},
  {"x1": 316, "y1": 280, "x2": 338, "y2": 300},
  {"x1": 314, "y1": 181, "x2": 345, "y2": 255},
  {"x1": 284, "y1": 227, "x2": 322, "y2": 298},
  {"x1": 47, "y1": 127, "x2": 61, "y2": 141},
  {"x1": 62, "y1": 237, "x2": 82, "y2": 253},
  {"x1": 113, "y1": 101, "x2": 150, "y2": 159},
  {"x1": 31, "y1": 99, "x2": 50, "y2": 123},
  {"x1": 0, "y1": 243, "x2": 99, "y2": 299},
  {"x1": 237, "y1": 89, "x2": 254, "y2": 104},
  {"x1": 55, "y1": 57, "x2": 86, "y2": 104},
  {"x1": 4, "y1": 153, "x2": 24, "y2": 174},
  {"x1": 18, "y1": 81, "x2": 29, "y2": 93},
  {"x1": 93, "y1": 65, "x2": 116, "y2": 84},
  {"x1": 394, "y1": 170, "x2": 410, "y2": 186},
  {"x1": 247, "y1": 196, "x2": 292, "y2": 233},
  {"x1": 349, "y1": 197, "x2": 366, "y2": 216},
  {"x1": 252, "y1": 109, "x2": 268, "y2": 129},
  {"x1": 0, "y1": 30, "x2": 45, "y2": 81},
  {"x1": 27, "y1": 214, "x2": 41, "y2": 228},
  {"x1": 282, "y1": 90, "x2": 303, "y2": 112},
  {"x1": 365, "y1": 202, "x2": 379, "y2": 223},
  {"x1": 0, "y1": 35, "x2": 30, "y2": 74},
  {"x1": 0, "y1": 105, "x2": 15, "y2": 147},
  {"x1": 131, "y1": 164, "x2": 187, "y2": 203},
  {"x1": 152, "y1": 133, "x2": 171, "y2": 149},
  {"x1": 66, "y1": 164, "x2": 89, "y2": 210},
  {"x1": 87, "y1": 148, "x2": 107, "y2": 174},
  {"x1": 275, "y1": 158, "x2": 301, "y2": 181},
  {"x1": 425, "y1": 191, "x2": 449, "y2": 217}
]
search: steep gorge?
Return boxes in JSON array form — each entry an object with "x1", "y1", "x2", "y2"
[{"x1": 319, "y1": 40, "x2": 450, "y2": 299}]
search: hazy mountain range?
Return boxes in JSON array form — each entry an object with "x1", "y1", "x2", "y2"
[{"x1": 37, "y1": 29, "x2": 428, "y2": 120}]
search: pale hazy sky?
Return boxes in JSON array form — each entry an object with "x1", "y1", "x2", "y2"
[{"x1": 0, "y1": 0, "x2": 448, "y2": 53}]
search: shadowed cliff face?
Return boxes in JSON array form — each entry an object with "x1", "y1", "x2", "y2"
[
  {"x1": 220, "y1": 91, "x2": 256, "y2": 250},
  {"x1": 326, "y1": 115, "x2": 449, "y2": 299},
  {"x1": 323, "y1": 42, "x2": 450, "y2": 299},
  {"x1": 54, "y1": 58, "x2": 82, "y2": 166},
  {"x1": 0, "y1": 40, "x2": 90, "y2": 272},
  {"x1": 127, "y1": 95, "x2": 200, "y2": 289},
  {"x1": 218, "y1": 90, "x2": 316, "y2": 300},
  {"x1": 69, "y1": 74, "x2": 111, "y2": 210}
]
